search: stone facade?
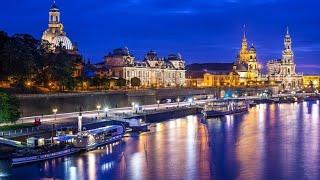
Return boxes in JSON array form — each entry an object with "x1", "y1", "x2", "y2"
[
  {"x1": 105, "y1": 48, "x2": 186, "y2": 87},
  {"x1": 203, "y1": 71, "x2": 240, "y2": 87},
  {"x1": 233, "y1": 27, "x2": 262, "y2": 85},
  {"x1": 267, "y1": 28, "x2": 303, "y2": 90},
  {"x1": 42, "y1": 1, "x2": 75, "y2": 51},
  {"x1": 303, "y1": 75, "x2": 320, "y2": 89}
]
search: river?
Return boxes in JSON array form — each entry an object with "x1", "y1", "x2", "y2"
[{"x1": 0, "y1": 101, "x2": 319, "y2": 179}]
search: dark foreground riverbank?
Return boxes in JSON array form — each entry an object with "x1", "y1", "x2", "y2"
[{"x1": 1, "y1": 101, "x2": 319, "y2": 179}]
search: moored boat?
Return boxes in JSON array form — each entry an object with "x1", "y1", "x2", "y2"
[
  {"x1": 74, "y1": 125, "x2": 125, "y2": 151},
  {"x1": 203, "y1": 100, "x2": 248, "y2": 118},
  {"x1": 11, "y1": 146, "x2": 80, "y2": 166}
]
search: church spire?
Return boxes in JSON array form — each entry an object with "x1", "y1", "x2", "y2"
[
  {"x1": 243, "y1": 24, "x2": 246, "y2": 39},
  {"x1": 51, "y1": 0, "x2": 58, "y2": 9},
  {"x1": 283, "y1": 26, "x2": 293, "y2": 63},
  {"x1": 241, "y1": 24, "x2": 248, "y2": 53}
]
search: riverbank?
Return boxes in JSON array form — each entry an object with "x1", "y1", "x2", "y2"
[{"x1": 15, "y1": 87, "x2": 269, "y2": 117}]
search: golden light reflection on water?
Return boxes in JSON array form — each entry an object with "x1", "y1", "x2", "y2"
[
  {"x1": 236, "y1": 104, "x2": 265, "y2": 179},
  {"x1": 87, "y1": 153, "x2": 96, "y2": 180},
  {"x1": 5, "y1": 103, "x2": 320, "y2": 179}
]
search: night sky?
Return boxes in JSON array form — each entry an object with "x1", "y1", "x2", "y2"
[{"x1": 0, "y1": 0, "x2": 319, "y2": 74}]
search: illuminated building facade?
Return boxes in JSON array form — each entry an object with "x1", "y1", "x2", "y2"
[
  {"x1": 41, "y1": 1, "x2": 83, "y2": 78},
  {"x1": 233, "y1": 27, "x2": 262, "y2": 85},
  {"x1": 267, "y1": 28, "x2": 303, "y2": 90},
  {"x1": 303, "y1": 75, "x2": 320, "y2": 88},
  {"x1": 42, "y1": 1, "x2": 76, "y2": 52},
  {"x1": 186, "y1": 63, "x2": 239, "y2": 87},
  {"x1": 105, "y1": 48, "x2": 186, "y2": 87},
  {"x1": 203, "y1": 71, "x2": 240, "y2": 87}
]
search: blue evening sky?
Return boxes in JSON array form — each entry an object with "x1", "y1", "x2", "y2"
[{"x1": 0, "y1": 0, "x2": 319, "y2": 73}]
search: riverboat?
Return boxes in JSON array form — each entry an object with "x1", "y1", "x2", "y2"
[
  {"x1": 11, "y1": 146, "x2": 79, "y2": 166},
  {"x1": 74, "y1": 125, "x2": 125, "y2": 151},
  {"x1": 203, "y1": 100, "x2": 248, "y2": 118}
]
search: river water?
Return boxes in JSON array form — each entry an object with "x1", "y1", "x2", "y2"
[{"x1": 1, "y1": 101, "x2": 320, "y2": 179}]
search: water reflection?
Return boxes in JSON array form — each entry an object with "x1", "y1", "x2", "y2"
[{"x1": 1, "y1": 103, "x2": 320, "y2": 179}]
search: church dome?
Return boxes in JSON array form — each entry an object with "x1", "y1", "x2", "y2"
[
  {"x1": 249, "y1": 45, "x2": 256, "y2": 53},
  {"x1": 52, "y1": 35, "x2": 73, "y2": 50}
]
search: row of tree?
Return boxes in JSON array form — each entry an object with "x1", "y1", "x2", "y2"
[
  {"x1": 0, "y1": 92, "x2": 20, "y2": 123},
  {"x1": 89, "y1": 76, "x2": 141, "y2": 90},
  {"x1": 0, "y1": 30, "x2": 82, "y2": 92},
  {"x1": 0, "y1": 30, "x2": 143, "y2": 92}
]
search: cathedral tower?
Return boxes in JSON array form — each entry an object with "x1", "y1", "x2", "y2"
[{"x1": 282, "y1": 27, "x2": 294, "y2": 63}]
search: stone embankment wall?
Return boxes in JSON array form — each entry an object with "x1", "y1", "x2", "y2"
[{"x1": 15, "y1": 87, "x2": 265, "y2": 117}]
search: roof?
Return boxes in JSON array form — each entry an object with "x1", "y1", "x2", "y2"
[
  {"x1": 234, "y1": 63, "x2": 248, "y2": 71},
  {"x1": 186, "y1": 71, "x2": 205, "y2": 79},
  {"x1": 54, "y1": 135, "x2": 77, "y2": 142},
  {"x1": 186, "y1": 63, "x2": 235, "y2": 78},
  {"x1": 186, "y1": 63, "x2": 234, "y2": 72},
  {"x1": 50, "y1": 1, "x2": 59, "y2": 10},
  {"x1": 86, "y1": 125, "x2": 122, "y2": 135},
  {"x1": 167, "y1": 53, "x2": 183, "y2": 61},
  {"x1": 107, "y1": 47, "x2": 132, "y2": 57}
]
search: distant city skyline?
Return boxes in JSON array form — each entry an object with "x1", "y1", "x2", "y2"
[{"x1": 0, "y1": 0, "x2": 319, "y2": 73}]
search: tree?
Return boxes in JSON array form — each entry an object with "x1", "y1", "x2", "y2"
[
  {"x1": 131, "y1": 77, "x2": 141, "y2": 87},
  {"x1": 2, "y1": 34, "x2": 39, "y2": 80},
  {"x1": 101, "y1": 77, "x2": 110, "y2": 90},
  {"x1": 0, "y1": 31, "x2": 9, "y2": 80},
  {"x1": 45, "y1": 47, "x2": 79, "y2": 91},
  {"x1": 0, "y1": 92, "x2": 20, "y2": 123},
  {"x1": 116, "y1": 77, "x2": 127, "y2": 87},
  {"x1": 91, "y1": 76, "x2": 101, "y2": 89}
]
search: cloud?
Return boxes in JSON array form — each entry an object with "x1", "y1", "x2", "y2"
[
  {"x1": 297, "y1": 64, "x2": 320, "y2": 69},
  {"x1": 295, "y1": 44, "x2": 320, "y2": 52}
]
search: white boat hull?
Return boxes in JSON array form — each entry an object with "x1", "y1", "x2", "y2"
[{"x1": 11, "y1": 148, "x2": 80, "y2": 166}]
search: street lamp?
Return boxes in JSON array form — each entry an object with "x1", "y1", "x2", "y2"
[
  {"x1": 177, "y1": 97, "x2": 180, "y2": 107},
  {"x1": 96, "y1": 104, "x2": 101, "y2": 119},
  {"x1": 52, "y1": 108, "x2": 58, "y2": 122},
  {"x1": 51, "y1": 108, "x2": 58, "y2": 144},
  {"x1": 134, "y1": 104, "x2": 139, "y2": 114},
  {"x1": 104, "y1": 107, "x2": 109, "y2": 118},
  {"x1": 188, "y1": 98, "x2": 193, "y2": 106},
  {"x1": 78, "y1": 111, "x2": 83, "y2": 133},
  {"x1": 131, "y1": 102, "x2": 136, "y2": 113}
]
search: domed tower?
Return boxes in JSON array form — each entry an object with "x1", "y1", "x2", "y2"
[
  {"x1": 248, "y1": 44, "x2": 257, "y2": 60},
  {"x1": 42, "y1": 0, "x2": 74, "y2": 51}
]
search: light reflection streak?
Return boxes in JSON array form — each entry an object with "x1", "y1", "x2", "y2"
[
  {"x1": 88, "y1": 153, "x2": 96, "y2": 180},
  {"x1": 186, "y1": 117, "x2": 196, "y2": 178},
  {"x1": 101, "y1": 161, "x2": 114, "y2": 172},
  {"x1": 69, "y1": 167, "x2": 77, "y2": 180},
  {"x1": 130, "y1": 153, "x2": 143, "y2": 180}
]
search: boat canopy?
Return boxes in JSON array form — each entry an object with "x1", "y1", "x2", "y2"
[
  {"x1": 54, "y1": 135, "x2": 77, "y2": 142},
  {"x1": 86, "y1": 125, "x2": 122, "y2": 136}
]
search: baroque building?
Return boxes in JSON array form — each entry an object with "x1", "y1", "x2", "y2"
[
  {"x1": 185, "y1": 63, "x2": 239, "y2": 88},
  {"x1": 41, "y1": 1, "x2": 83, "y2": 78},
  {"x1": 42, "y1": 1, "x2": 75, "y2": 51},
  {"x1": 105, "y1": 48, "x2": 186, "y2": 87},
  {"x1": 303, "y1": 75, "x2": 320, "y2": 89},
  {"x1": 233, "y1": 27, "x2": 262, "y2": 85},
  {"x1": 267, "y1": 28, "x2": 303, "y2": 90}
]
